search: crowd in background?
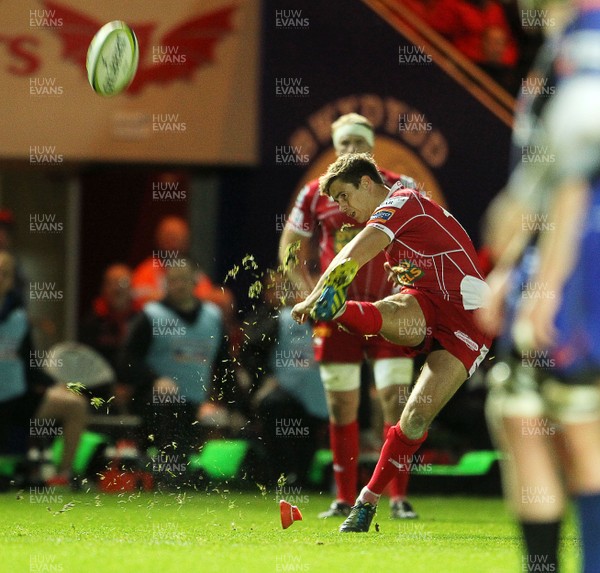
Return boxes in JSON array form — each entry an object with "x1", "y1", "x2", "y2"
[
  {"x1": 399, "y1": 0, "x2": 544, "y2": 94},
  {"x1": 0, "y1": 213, "x2": 332, "y2": 490}
]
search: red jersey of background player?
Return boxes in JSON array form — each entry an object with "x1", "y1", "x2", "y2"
[
  {"x1": 367, "y1": 182, "x2": 489, "y2": 310},
  {"x1": 288, "y1": 168, "x2": 402, "y2": 302}
]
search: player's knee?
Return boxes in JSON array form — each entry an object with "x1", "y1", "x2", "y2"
[
  {"x1": 320, "y1": 363, "x2": 360, "y2": 424},
  {"x1": 374, "y1": 300, "x2": 406, "y2": 328},
  {"x1": 377, "y1": 386, "x2": 404, "y2": 421},
  {"x1": 54, "y1": 387, "x2": 87, "y2": 414},
  {"x1": 374, "y1": 299, "x2": 398, "y2": 313},
  {"x1": 375, "y1": 298, "x2": 425, "y2": 347},
  {"x1": 328, "y1": 390, "x2": 359, "y2": 424},
  {"x1": 328, "y1": 407, "x2": 357, "y2": 426},
  {"x1": 64, "y1": 389, "x2": 86, "y2": 408}
]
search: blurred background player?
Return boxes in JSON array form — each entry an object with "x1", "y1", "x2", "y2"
[
  {"x1": 279, "y1": 113, "x2": 417, "y2": 520},
  {"x1": 79, "y1": 263, "x2": 141, "y2": 414},
  {"x1": 0, "y1": 250, "x2": 87, "y2": 487},
  {"x1": 121, "y1": 259, "x2": 234, "y2": 483},
  {"x1": 132, "y1": 215, "x2": 234, "y2": 321},
  {"x1": 479, "y1": 1, "x2": 600, "y2": 570},
  {"x1": 237, "y1": 271, "x2": 328, "y2": 488},
  {"x1": 0, "y1": 208, "x2": 28, "y2": 301},
  {"x1": 291, "y1": 153, "x2": 491, "y2": 532}
]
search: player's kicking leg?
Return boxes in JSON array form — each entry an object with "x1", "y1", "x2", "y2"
[{"x1": 313, "y1": 259, "x2": 421, "y2": 519}]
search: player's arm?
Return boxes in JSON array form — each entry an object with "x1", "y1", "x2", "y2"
[
  {"x1": 278, "y1": 226, "x2": 317, "y2": 295},
  {"x1": 330, "y1": 225, "x2": 391, "y2": 274},
  {"x1": 477, "y1": 191, "x2": 536, "y2": 337},
  {"x1": 514, "y1": 177, "x2": 589, "y2": 349},
  {"x1": 293, "y1": 226, "x2": 390, "y2": 319},
  {"x1": 484, "y1": 191, "x2": 535, "y2": 270},
  {"x1": 533, "y1": 178, "x2": 588, "y2": 295}
]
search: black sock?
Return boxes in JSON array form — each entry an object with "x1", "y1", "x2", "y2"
[{"x1": 520, "y1": 520, "x2": 560, "y2": 572}]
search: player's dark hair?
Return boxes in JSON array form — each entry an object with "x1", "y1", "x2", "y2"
[{"x1": 319, "y1": 153, "x2": 384, "y2": 196}]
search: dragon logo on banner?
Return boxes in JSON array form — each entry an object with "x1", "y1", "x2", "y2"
[{"x1": 42, "y1": 1, "x2": 236, "y2": 94}]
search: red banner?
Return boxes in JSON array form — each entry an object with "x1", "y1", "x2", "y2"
[{"x1": 0, "y1": 0, "x2": 258, "y2": 164}]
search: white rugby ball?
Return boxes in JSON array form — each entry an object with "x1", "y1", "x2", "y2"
[{"x1": 86, "y1": 20, "x2": 139, "y2": 96}]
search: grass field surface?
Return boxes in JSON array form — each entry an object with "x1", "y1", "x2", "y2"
[{"x1": 0, "y1": 490, "x2": 581, "y2": 573}]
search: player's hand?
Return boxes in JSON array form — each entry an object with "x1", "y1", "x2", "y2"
[
  {"x1": 474, "y1": 267, "x2": 511, "y2": 337},
  {"x1": 383, "y1": 262, "x2": 402, "y2": 286},
  {"x1": 513, "y1": 293, "x2": 560, "y2": 351},
  {"x1": 291, "y1": 300, "x2": 313, "y2": 324}
]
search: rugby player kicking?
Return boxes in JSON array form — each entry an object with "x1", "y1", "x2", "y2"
[
  {"x1": 291, "y1": 152, "x2": 491, "y2": 532},
  {"x1": 280, "y1": 113, "x2": 417, "y2": 520}
]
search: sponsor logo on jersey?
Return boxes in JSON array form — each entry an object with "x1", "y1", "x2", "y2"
[
  {"x1": 391, "y1": 259, "x2": 425, "y2": 285},
  {"x1": 369, "y1": 209, "x2": 394, "y2": 225}
]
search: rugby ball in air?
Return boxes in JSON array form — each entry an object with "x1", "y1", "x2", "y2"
[{"x1": 86, "y1": 20, "x2": 139, "y2": 96}]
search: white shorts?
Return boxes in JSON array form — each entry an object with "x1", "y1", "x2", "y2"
[
  {"x1": 320, "y1": 358, "x2": 413, "y2": 392},
  {"x1": 486, "y1": 360, "x2": 600, "y2": 424}
]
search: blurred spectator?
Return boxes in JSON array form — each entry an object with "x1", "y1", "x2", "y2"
[
  {"x1": 0, "y1": 208, "x2": 27, "y2": 301},
  {"x1": 238, "y1": 272, "x2": 328, "y2": 487},
  {"x1": 0, "y1": 250, "x2": 86, "y2": 487},
  {"x1": 458, "y1": 0, "x2": 518, "y2": 67},
  {"x1": 401, "y1": 0, "x2": 519, "y2": 91},
  {"x1": 121, "y1": 260, "x2": 235, "y2": 480},
  {"x1": 79, "y1": 263, "x2": 141, "y2": 413},
  {"x1": 480, "y1": 21, "x2": 521, "y2": 92},
  {"x1": 0, "y1": 209, "x2": 15, "y2": 250},
  {"x1": 131, "y1": 215, "x2": 234, "y2": 321}
]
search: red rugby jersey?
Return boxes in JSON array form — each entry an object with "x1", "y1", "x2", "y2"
[{"x1": 367, "y1": 182, "x2": 488, "y2": 309}]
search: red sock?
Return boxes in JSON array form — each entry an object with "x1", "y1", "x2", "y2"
[
  {"x1": 384, "y1": 423, "x2": 410, "y2": 500},
  {"x1": 367, "y1": 424, "x2": 427, "y2": 495},
  {"x1": 330, "y1": 421, "x2": 359, "y2": 505},
  {"x1": 337, "y1": 301, "x2": 382, "y2": 335}
]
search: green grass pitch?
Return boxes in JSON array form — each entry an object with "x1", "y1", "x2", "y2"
[{"x1": 0, "y1": 490, "x2": 581, "y2": 573}]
